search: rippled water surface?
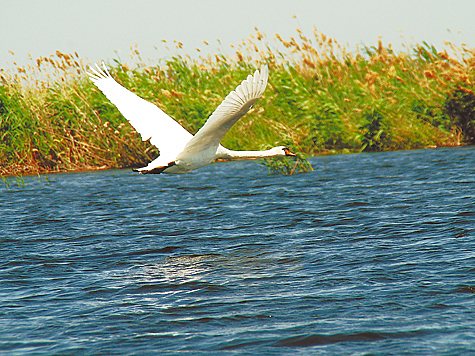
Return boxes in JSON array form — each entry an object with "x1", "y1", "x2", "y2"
[{"x1": 1, "y1": 147, "x2": 475, "y2": 355}]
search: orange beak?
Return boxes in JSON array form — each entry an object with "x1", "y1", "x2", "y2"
[{"x1": 284, "y1": 148, "x2": 297, "y2": 157}]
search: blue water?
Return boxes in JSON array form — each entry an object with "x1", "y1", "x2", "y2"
[{"x1": 1, "y1": 147, "x2": 475, "y2": 355}]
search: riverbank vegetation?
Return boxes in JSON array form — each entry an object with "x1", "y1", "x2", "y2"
[{"x1": 1, "y1": 28, "x2": 475, "y2": 177}]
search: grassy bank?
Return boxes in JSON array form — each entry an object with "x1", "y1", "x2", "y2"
[{"x1": 1, "y1": 28, "x2": 475, "y2": 176}]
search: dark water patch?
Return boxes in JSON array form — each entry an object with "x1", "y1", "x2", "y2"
[
  {"x1": 130, "y1": 280, "x2": 230, "y2": 294},
  {"x1": 455, "y1": 285, "x2": 475, "y2": 294},
  {"x1": 127, "y1": 246, "x2": 181, "y2": 256},
  {"x1": 176, "y1": 185, "x2": 216, "y2": 191},
  {"x1": 430, "y1": 303, "x2": 451, "y2": 309},
  {"x1": 453, "y1": 180, "x2": 475, "y2": 185},
  {"x1": 226, "y1": 313, "x2": 273, "y2": 321},
  {"x1": 456, "y1": 211, "x2": 475, "y2": 217},
  {"x1": 343, "y1": 201, "x2": 372, "y2": 207},
  {"x1": 228, "y1": 192, "x2": 262, "y2": 198},
  {"x1": 454, "y1": 229, "x2": 471, "y2": 238},
  {"x1": 285, "y1": 193, "x2": 318, "y2": 198},
  {"x1": 249, "y1": 183, "x2": 274, "y2": 188},
  {"x1": 216, "y1": 338, "x2": 272, "y2": 351},
  {"x1": 274, "y1": 330, "x2": 428, "y2": 347},
  {"x1": 84, "y1": 287, "x2": 119, "y2": 296}
]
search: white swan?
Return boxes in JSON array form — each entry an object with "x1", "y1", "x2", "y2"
[{"x1": 87, "y1": 63, "x2": 295, "y2": 174}]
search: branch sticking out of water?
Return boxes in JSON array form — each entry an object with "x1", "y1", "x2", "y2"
[{"x1": 262, "y1": 154, "x2": 313, "y2": 175}]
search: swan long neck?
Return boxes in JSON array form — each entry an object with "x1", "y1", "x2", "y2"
[{"x1": 216, "y1": 147, "x2": 281, "y2": 160}]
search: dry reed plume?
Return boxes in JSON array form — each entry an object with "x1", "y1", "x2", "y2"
[{"x1": 1, "y1": 27, "x2": 474, "y2": 177}]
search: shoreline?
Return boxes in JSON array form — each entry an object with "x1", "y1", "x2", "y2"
[
  {"x1": 1, "y1": 143, "x2": 467, "y2": 179},
  {"x1": 2, "y1": 33, "x2": 475, "y2": 177}
]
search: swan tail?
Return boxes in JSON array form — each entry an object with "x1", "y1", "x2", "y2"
[{"x1": 132, "y1": 161, "x2": 176, "y2": 174}]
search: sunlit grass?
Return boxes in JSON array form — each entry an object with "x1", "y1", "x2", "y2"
[{"x1": 1, "y1": 27, "x2": 475, "y2": 177}]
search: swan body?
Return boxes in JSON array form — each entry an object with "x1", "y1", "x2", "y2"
[{"x1": 88, "y1": 63, "x2": 295, "y2": 174}]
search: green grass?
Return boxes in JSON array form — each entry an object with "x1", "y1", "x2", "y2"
[{"x1": 1, "y1": 28, "x2": 475, "y2": 177}]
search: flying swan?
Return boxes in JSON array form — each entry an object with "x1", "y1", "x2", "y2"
[{"x1": 87, "y1": 63, "x2": 295, "y2": 174}]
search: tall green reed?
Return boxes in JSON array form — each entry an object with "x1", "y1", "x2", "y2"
[{"x1": 1, "y1": 28, "x2": 474, "y2": 177}]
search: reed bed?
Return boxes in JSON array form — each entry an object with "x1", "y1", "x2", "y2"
[{"x1": 1, "y1": 28, "x2": 474, "y2": 177}]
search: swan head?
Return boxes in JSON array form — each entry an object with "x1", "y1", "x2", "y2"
[{"x1": 272, "y1": 146, "x2": 297, "y2": 157}]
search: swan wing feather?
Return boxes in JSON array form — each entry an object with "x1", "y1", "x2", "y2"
[
  {"x1": 87, "y1": 62, "x2": 193, "y2": 162},
  {"x1": 177, "y1": 65, "x2": 268, "y2": 159}
]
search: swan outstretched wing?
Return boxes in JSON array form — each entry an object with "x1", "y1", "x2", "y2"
[
  {"x1": 87, "y1": 63, "x2": 193, "y2": 162},
  {"x1": 177, "y1": 65, "x2": 268, "y2": 159}
]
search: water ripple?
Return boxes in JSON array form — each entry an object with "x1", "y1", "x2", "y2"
[{"x1": 0, "y1": 147, "x2": 474, "y2": 355}]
